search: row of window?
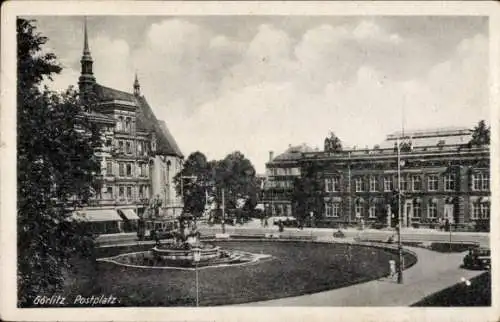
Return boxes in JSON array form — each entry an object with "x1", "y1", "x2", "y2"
[
  {"x1": 324, "y1": 201, "x2": 490, "y2": 219},
  {"x1": 117, "y1": 185, "x2": 150, "y2": 200},
  {"x1": 96, "y1": 185, "x2": 150, "y2": 200},
  {"x1": 115, "y1": 140, "x2": 149, "y2": 156},
  {"x1": 265, "y1": 180, "x2": 294, "y2": 189},
  {"x1": 263, "y1": 204, "x2": 292, "y2": 216},
  {"x1": 268, "y1": 167, "x2": 300, "y2": 177},
  {"x1": 325, "y1": 172, "x2": 489, "y2": 193},
  {"x1": 116, "y1": 116, "x2": 133, "y2": 133},
  {"x1": 105, "y1": 162, "x2": 149, "y2": 177}
]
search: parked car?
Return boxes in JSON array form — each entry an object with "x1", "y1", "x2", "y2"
[{"x1": 463, "y1": 247, "x2": 491, "y2": 269}]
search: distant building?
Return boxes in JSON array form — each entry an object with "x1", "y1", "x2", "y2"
[
  {"x1": 264, "y1": 128, "x2": 490, "y2": 230},
  {"x1": 261, "y1": 144, "x2": 314, "y2": 217},
  {"x1": 74, "y1": 20, "x2": 183, "y2": 234}
]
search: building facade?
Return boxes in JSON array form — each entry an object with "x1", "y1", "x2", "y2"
[
  {"x1": 74, "y1": 21, "x2": 184, "y2": 234},
  {"x1": 262, "y1": 144, "x2": 314, "y2": 217},
  {"x1": 263, "y1": 128, "x2": 490, "y2": 230}
]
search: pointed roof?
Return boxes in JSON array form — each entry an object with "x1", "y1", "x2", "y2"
[
  {"x1": 82, "y1": 17, "x2": 92, "y2": 61},
  {"x1": 93, "y1": 83, "x2": 183, "y2": 158}
]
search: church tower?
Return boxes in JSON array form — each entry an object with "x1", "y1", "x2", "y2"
[
  {"x1": 133, "y1": 72, "x2": 141, "y2": 96},
  {"x1": 78, "y1": 17, "x2": 96, "y2": 103}
]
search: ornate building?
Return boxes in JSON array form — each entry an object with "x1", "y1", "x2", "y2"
[
  {"x1": 75, "y1": 20, "x2": 184, "y2": 234},
  {"x1": 263, "y1": 128, "x2": 490, "y2": 230}
]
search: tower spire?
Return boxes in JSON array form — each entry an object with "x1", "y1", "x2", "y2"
[
  {"x1": 83, "y1": 16, "x2": 90, "y2": 56},
  {"x1": 79, "y1": 16, "x2": 96, "y2": 103},
  {"x1": 133, "y1": 71, "x2": 141, "y2": 96}
]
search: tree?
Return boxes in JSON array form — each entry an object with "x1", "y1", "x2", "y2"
[
  {"x1": 17, "y1": 18, "x2": 101, "y2": 306},
  {"x1": 469, "y1": 120, "x2": 490, "y2": 147},
  {"x1": 174, "y1": 151, "x2": 213, "y2": 217},
  {"x1": 291, "y1": 162, "x2": 326, "y2": 223},
  {"x1": 213, "y1": 152, "x2": 257, "y2": 220}
]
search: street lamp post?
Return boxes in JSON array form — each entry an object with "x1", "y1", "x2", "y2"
[
  {"x1": 221, "y1": 188, "x2": 226, "y2": 234},
  {"x1": 397, "y1": 138, "x2": 404, "y2": 284},
  {"x1": 193, "y1": 248, "x2": 201, "y2": 306}
]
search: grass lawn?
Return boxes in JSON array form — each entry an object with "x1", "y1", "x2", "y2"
[
  {"x1": 59, "y1": 240, "x2": 416, "y2": 307},
  {"x1": 411, "y1": 272, "x2": 491, "y2": 306}
]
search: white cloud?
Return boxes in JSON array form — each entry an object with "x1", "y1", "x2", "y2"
[{"x1": 47, "y1": 19, "x2": 488, "y2": 173}]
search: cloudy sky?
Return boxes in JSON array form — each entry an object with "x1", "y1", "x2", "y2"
[{"x1": 29, "y1": 15, "x2": 489, "y2": 173}]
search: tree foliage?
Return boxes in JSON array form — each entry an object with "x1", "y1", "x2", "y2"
[
  {"x1": 174, "y1": 151, "x2": 213, "y2": 217},
  {"x1": 291, "y1": 162, "x2": 326, "y2": 222},
  {"x1": 469, "y1": 120, "x2": 490, "y2": 147},
  {"x1": 175, "y1": 151, "x2": 257, "y2": 220},
  {"x1": 17, "y1": 18, "x2": 100, "y2": 306}
]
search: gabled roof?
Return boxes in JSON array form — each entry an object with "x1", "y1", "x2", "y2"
[{"x1": 93, "y1": 83, "x2": 183, "y2": 158}]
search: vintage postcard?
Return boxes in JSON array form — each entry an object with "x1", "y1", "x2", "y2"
[{"x1": 1, "y1": 1, "x2": 499, "y2": 321}]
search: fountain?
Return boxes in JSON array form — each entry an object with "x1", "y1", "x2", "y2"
[
  {"x1": 151, "y1": 215, "x2": 223, "y2": 265},
  {"x1": 99, "y1": 214, "x2": 272, "y2": 269}
]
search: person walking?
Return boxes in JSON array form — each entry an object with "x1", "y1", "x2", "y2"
[{"x1": 388, "y1": 259, "x2": 396, "y2": 279}]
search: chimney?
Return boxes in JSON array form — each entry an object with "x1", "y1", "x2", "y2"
[{"x1": 269, "y1": 151, "x2": 274, "y2": 161}]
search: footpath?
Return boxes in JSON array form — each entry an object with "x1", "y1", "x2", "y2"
[{"x1": 239, "y1": 245, "x2": 484, "y2": 306}]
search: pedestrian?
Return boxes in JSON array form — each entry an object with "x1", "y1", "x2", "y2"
[{"x1": 388, "y1": 259, "x2": 396, "y2": 279}]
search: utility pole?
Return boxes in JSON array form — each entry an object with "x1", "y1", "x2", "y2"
[
  {"x1": 348, "y1": 151, "x2": 352, "y2": 225},
  {"x1": 221, "y1": 188, "x2": 226, "y2": 234},
  {"x1": 397, "y1": 138, "x2": 404, "y2": 284}
]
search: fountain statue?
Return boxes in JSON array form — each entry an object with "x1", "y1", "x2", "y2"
[{"x1": 152, "y1": 215, "x2": 221, "y2": 265}]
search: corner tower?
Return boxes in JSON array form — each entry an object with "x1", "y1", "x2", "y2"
[{"x1": 78, "y1": 17, "x2": 96, "y2": 103}]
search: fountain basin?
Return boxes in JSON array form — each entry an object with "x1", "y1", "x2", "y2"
[{"x1": 152, "y1": 245, "x2": 221, "y2": 262}]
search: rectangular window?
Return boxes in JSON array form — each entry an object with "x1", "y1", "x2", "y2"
[
  {"x1": 106, "y1": 161, "x2": 112, "y2": 175},
  {"x1": 369, "y1": 205, "x2": 376, "y2": 218},
  {"x1": 369, "y1": 176, "x2": 378, "y2": 192},
  {"x1": 428, "y1": 202, "x2": 437, "y2": 218},
  {"x1": 482, "y1": 174, "x2": 489, "y2": 191},
  {"x1": 412, "y1": 175, "x2": 422, "y2": 192},
  {"x1": 126, "y1": 186, "x2": 132, "y2": 199},
  {"x1": 119, "y1": 163, "x2": 124, "y2": 176},
  {"x1": 400, "y1": 177, "x2": 408, "y2": 192},
  {"x1": 355, "y1": 178, "x2": 363, "y2": 192},
  {"x1": 481, "y1": 203, "x2": 490, "y2": 219},
  {"x1": 474, "y1": 172, "x2": 490, "y2": 191},
  {"x1": 428, "y1": 175, "x2": 438, "y2": 191},
  {"x1": 325, "y1": 177, "x2": 340, "y2": 192},
  {"x1": 126, "y1": 164, "x2": 132, "y2": 176},
  {"x1": 413, "y1": 203, "x2": 421, "y2": 218},
  {"x1": 119, "y1": 186, "x2": 124, "y2": 198},
  {"x1": 332, "y1": 203, "x2": 340, "y2": 217},
  {"x1": 444, "y1": 174, "x2": 455, "y2": 191},
  {"x1": 118, "y1": 141, "x2": 124, "y2": 153},
  {"x1": 325, "y1": 203, "x2": 333, "y2": 217},
  {"x1": 383, "y1": 177, "x2": 393, "y2": 192},
  {"x1": 472, "y1": 203, "x2": 480, "y2": 220},
  {"x1": 473, "y1": 174, "x2": 481, "y2": 191},
  {"x1": 138, "y1": 142, "x2": 143, "y2": 155},
  {"x1": 126, "y1": 142, "x2": 131, "y2": 154}
]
